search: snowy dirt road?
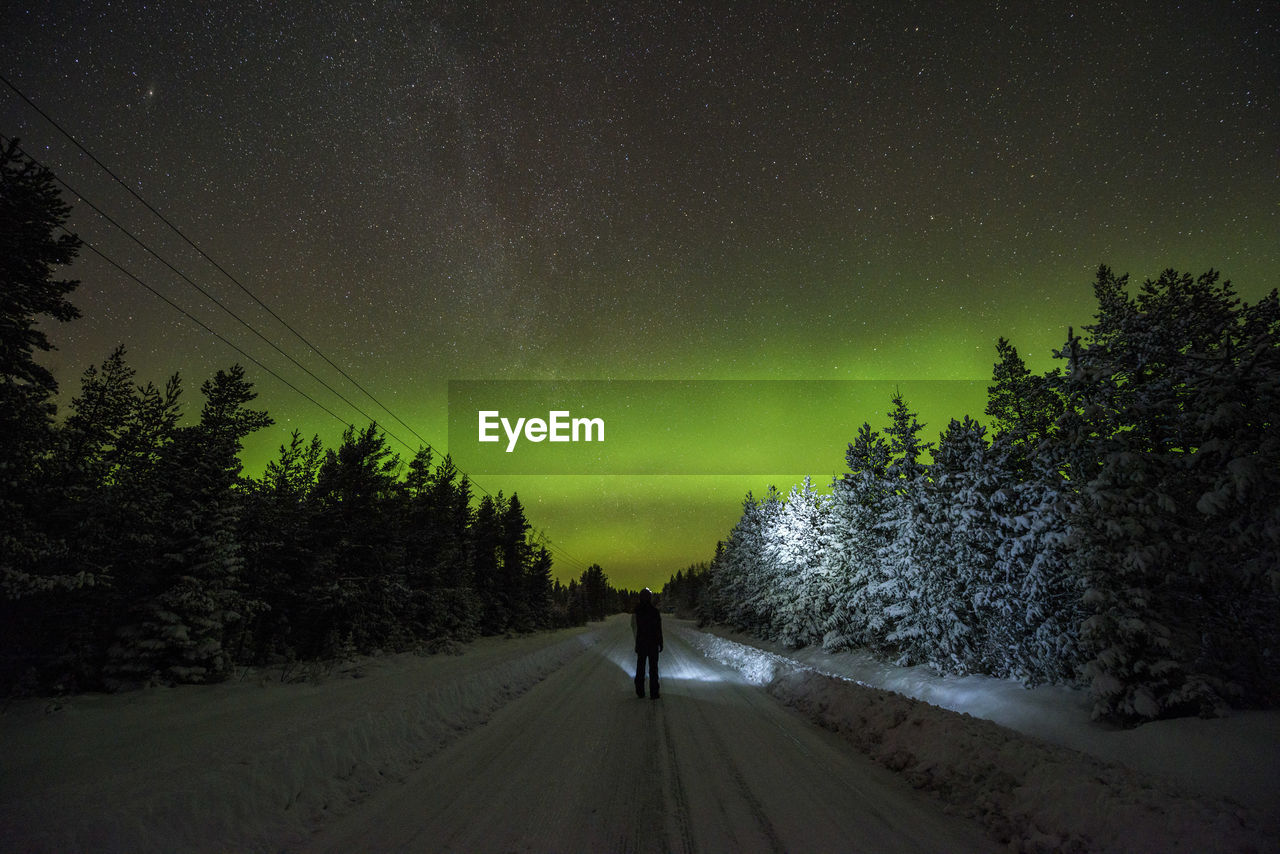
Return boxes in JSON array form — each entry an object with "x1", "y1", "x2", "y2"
[{"x1": 311, "y1": 615, "x2": 994, "y2": 853}]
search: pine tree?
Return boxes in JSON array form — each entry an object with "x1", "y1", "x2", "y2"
[
  {"x1": 767, "y1": 477, "x2": 829, "y2": 647},
  {"x1": 1065, "y1": 266, "x2": 1279, "y2": 721},
  {"x1": 577, "y1": 564, "x2": 611, "y2": 621},
  {"x1": 986, "y1": 337, "x2": 1063, "y2": 475},
  {"x1": 1, "y1": 140, "x2": 86, "y2": 689},
  {"x1": 499, "y1": 494, "x2": 533, "y2": 629},
  {"x1": 982, "y1": 341, "x2": 1084, "y2": 683},
  {"x1": 53, "y1": 354, "x2": 182, "y2": 685},
  {"x1": 911, "y1": 416, "x2": 995, "y2": 673},
  {"x1": 713, "y1": 487, "x2": 782, "y2": 635},
  {"x1": 469, "y1": 493, "x2": 505, "y2": 632},
  {"x1": 427, "y1": 454, "x2": 473, "y2": 590},
  {"x1": 662, "y1": 561, "x2": 709, "y2": 619},
  {"x1": 305, "y1": 423, "x2": 407, "y2": 656},
  {"x1": 525, "y1": 544, "x2": 555, "y2": 628},
  {"x1": 60, "y1": 346, "x2": 137, "y2": 489},
  {"x1": 107, "y1": 365, "x2": 271, "y2": 685},
  {"x1": 871, "y1": 393, "x2": 933, "y2": 663},
  {"x1": 988, "y1": 461, "x2": 1081, "y2": 684},
  {"x1": 821, "y1": 422, "x2": 892, "y2": 650},
  {"x1": 0, "y1": 138, "x2": 81, "y2": 492},
  {"x1": 418, "y1": 454, "x2": 480, "y2": 641},
  {"x1": 240, "y1": 430, "x2": 324, "y2": 661}
]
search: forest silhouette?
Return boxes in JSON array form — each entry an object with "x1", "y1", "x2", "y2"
[
  {"x1": 1, "y1": 140, "x2": 628, "y2": 695},
  {"x1": 4, "y1": 139, "x2": 1279, "y2": 724}
]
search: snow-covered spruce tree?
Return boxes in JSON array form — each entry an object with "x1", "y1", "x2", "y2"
[
  {"x1": 766, "y1": 477, "x2": 831, "y2": 648},
  {"x1": 469, "y1": 492, "x2": 505, "y2": 633},
  {"x1": 696, "y1": 539, "x2": 732, "y2": 626},
  {"x1": 399, "y1": 448, "x2": 481, "y2": 642},
  {"x1": 876, "y1": 483, "x2": 939, "y2": 665},
  {"x1": 55, "y1": 349, "x2": 184, "y2": 571},
  {"x1": 986, "y1": 337, "x2": 1064, "y2": 477},
  {"x1": 1059, "y1": 270, "x2": 1199, "y2": 722},
  {"x1": 748, "y1": 487, "x2": 786, "y2": 636},
  {"x1": 1065, "y1": 266, "x2": 1280, "y2": 722},
  {"x1": 5, "y1": 348, "x2": 145, "y2": 689},
  {"x1": 107, "y1": 365, "x2": 271, "y2": 686},
  {"x1": 49, "y1": 353, "x2": 183, "y2": 685},
  {"x1": 0, "y1": 140, "x2": 87, "y2": 692},
  {"x1": 1177, "y1": 280, "x2": 1280, "y2": 702},
  {"x1": 912, "y1": 416, "x2": 999, "y2": 674},
  {"x1": 820, "y1": 422, "x2": 892, "y2": 651},
  {"x1": 401, "y1": 445, "x2": 439, "y2": 630},
  {"x1": 238, "y1": 429, "x2": 324, "y2": 663},
  {"x1": 428, "y1": 455, "x2": 481, "y2": 638},
  {"x1": 59, "y1": 346, "x2": 137, "y2": 490},
  {"x1": 306, "y1": 423, "x2": 409, "y2": 656},
  {"x1": 498, "y1": 494, "x2": 535, "y2": 631},
  {"x1": 0, "y1": 139, "x2": 80, "y2": 511},
  {"x1": 983, "y1": 341, "x2": 1083, "y2": 684},
  {"x1": 574, "y1": 563, "x2": 611, "y2": 622},
  {"x1": 870, "y1": 393, "x2": 934, "y2": 665},
  {"x1": 525, "y1": 544, "x2": 555, "y2": 631},
  {"x1": 698, "y1": 489, "x2": 775, "y2": 633},
  {"x1": 425, "y1": 454, "x2": 473, "y2": 591},
  {"x1": 472, "y1": 490, "x2": 535, "y2": 634},
  {"x1": 982, "y1": 436, "x2": 1083, "y2": 684}
]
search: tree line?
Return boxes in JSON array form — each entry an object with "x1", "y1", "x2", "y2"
[
  {"x1": 692, "y1": 265, "x2": 1279, "y2": 724},
  {"x1": 0, "y1": 139, "x2": 625, "y2": 695}
]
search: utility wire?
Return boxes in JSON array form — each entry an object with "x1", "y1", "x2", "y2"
[
  {"x1": 1, "y1": 70, "x2": 431, "y2": 451},
  {"x1": 2, "y1": 134, "x2": 417, "y2": 453},
  {"x1": 2, "y1": 79, "x2": 594, "y2": 574},
  {"x1": 80, "y1": 230, "x2": 591, "y2": 574},
  {"x1": 72, "y1": 231, "x2": 356, "y2": 432}
]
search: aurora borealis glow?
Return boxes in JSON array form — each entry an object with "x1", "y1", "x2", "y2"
[{"x1": 2, "y1": 2, "x2": 1276, "y2": 589}]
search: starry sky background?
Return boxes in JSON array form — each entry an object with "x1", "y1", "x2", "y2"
[{"x1": 2, "y1": 1, "x2": 1277, "y2": 589}]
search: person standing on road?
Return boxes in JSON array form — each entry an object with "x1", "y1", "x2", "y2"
[{"x1": 631, "y1": 588, "x2": 663, "y2": 699}]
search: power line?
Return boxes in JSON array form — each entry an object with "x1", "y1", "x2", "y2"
[
  {"x1": 72, "y1": 231, "x2": 357, "y2": 432},
  {"x1": 1, "y1": 70, "x2": 432, "y2": 451},
  {"x1": 2, "y1": 78, "x2": 595, "y2": 574},
  {"x1": 1, "y1": 133, "x2": 420, "y2": 454},
  {"x1": 79, "y1": 231, "x2": 591, "y2": 575}
]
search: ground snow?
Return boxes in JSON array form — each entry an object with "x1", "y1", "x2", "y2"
[
  {"x1": 716, "y1": 627, "x2": 1280, "y2": 817},
  {"x1": 0, "y1": 628, "x2": 599, "y2": 852},
  {"x1": 683, "y1": 626, "x2": 1279, "y2": 854},
  {"x1": 5, "y1": 619, "x2": 1276, "y2": 853}
]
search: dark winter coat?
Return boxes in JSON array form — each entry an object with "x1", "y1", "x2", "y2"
[{"x1": 632, "y1": 601, "x2": 663, "y2": 654}]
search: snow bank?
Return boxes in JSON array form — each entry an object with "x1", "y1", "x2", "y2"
[
  {"x1": 682, "y1": 627, "x2": 1275, "y2": 854},
  {"x1": 0, "y1": 628, "x2": 598, "y2": 853},
  {"x1": 695, "y1": 622, "x2": 1280, "y2": 822}
]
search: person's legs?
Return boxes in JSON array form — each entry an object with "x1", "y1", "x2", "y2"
[
  {"x1": 635, "y1": 653, "x2": 646, "y2": 697},
  {"x1": 649, "y1": 652, "x2": 660, "y2": 698}
]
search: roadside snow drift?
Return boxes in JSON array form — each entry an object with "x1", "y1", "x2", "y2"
[
  {"x1": 1, "y1": 629, "x2": 598, "y2": 852},
  {"x1": 683, "y1": 627, "x2": 1274, "y2": 854}
]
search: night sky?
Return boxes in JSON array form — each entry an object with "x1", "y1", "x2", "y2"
[{"x1": 3, "y1": 1, "x2": 1276, "y2": 589}]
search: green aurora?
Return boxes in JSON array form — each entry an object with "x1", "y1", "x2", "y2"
[{"x1": 5, "y1": 2, "x2": 1276, "y2": 589}]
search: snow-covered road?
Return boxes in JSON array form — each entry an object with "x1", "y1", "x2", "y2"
[{"x1": 312, "y1": 615, "x2": 993, "y2": 853}]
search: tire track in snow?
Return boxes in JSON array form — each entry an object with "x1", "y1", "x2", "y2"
[
  {"x1": 313, "y1": 618, "x2": 995, "y2": 853},
  {"x1": 629, "y1": 701, "x2": 665, "y2": 853},
  {"x1": 680, "y1": 671, "x2": 787, "y2": 854},
  {"x1": 659, "y1": 703, "x2": 697, "y2": 854}
]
